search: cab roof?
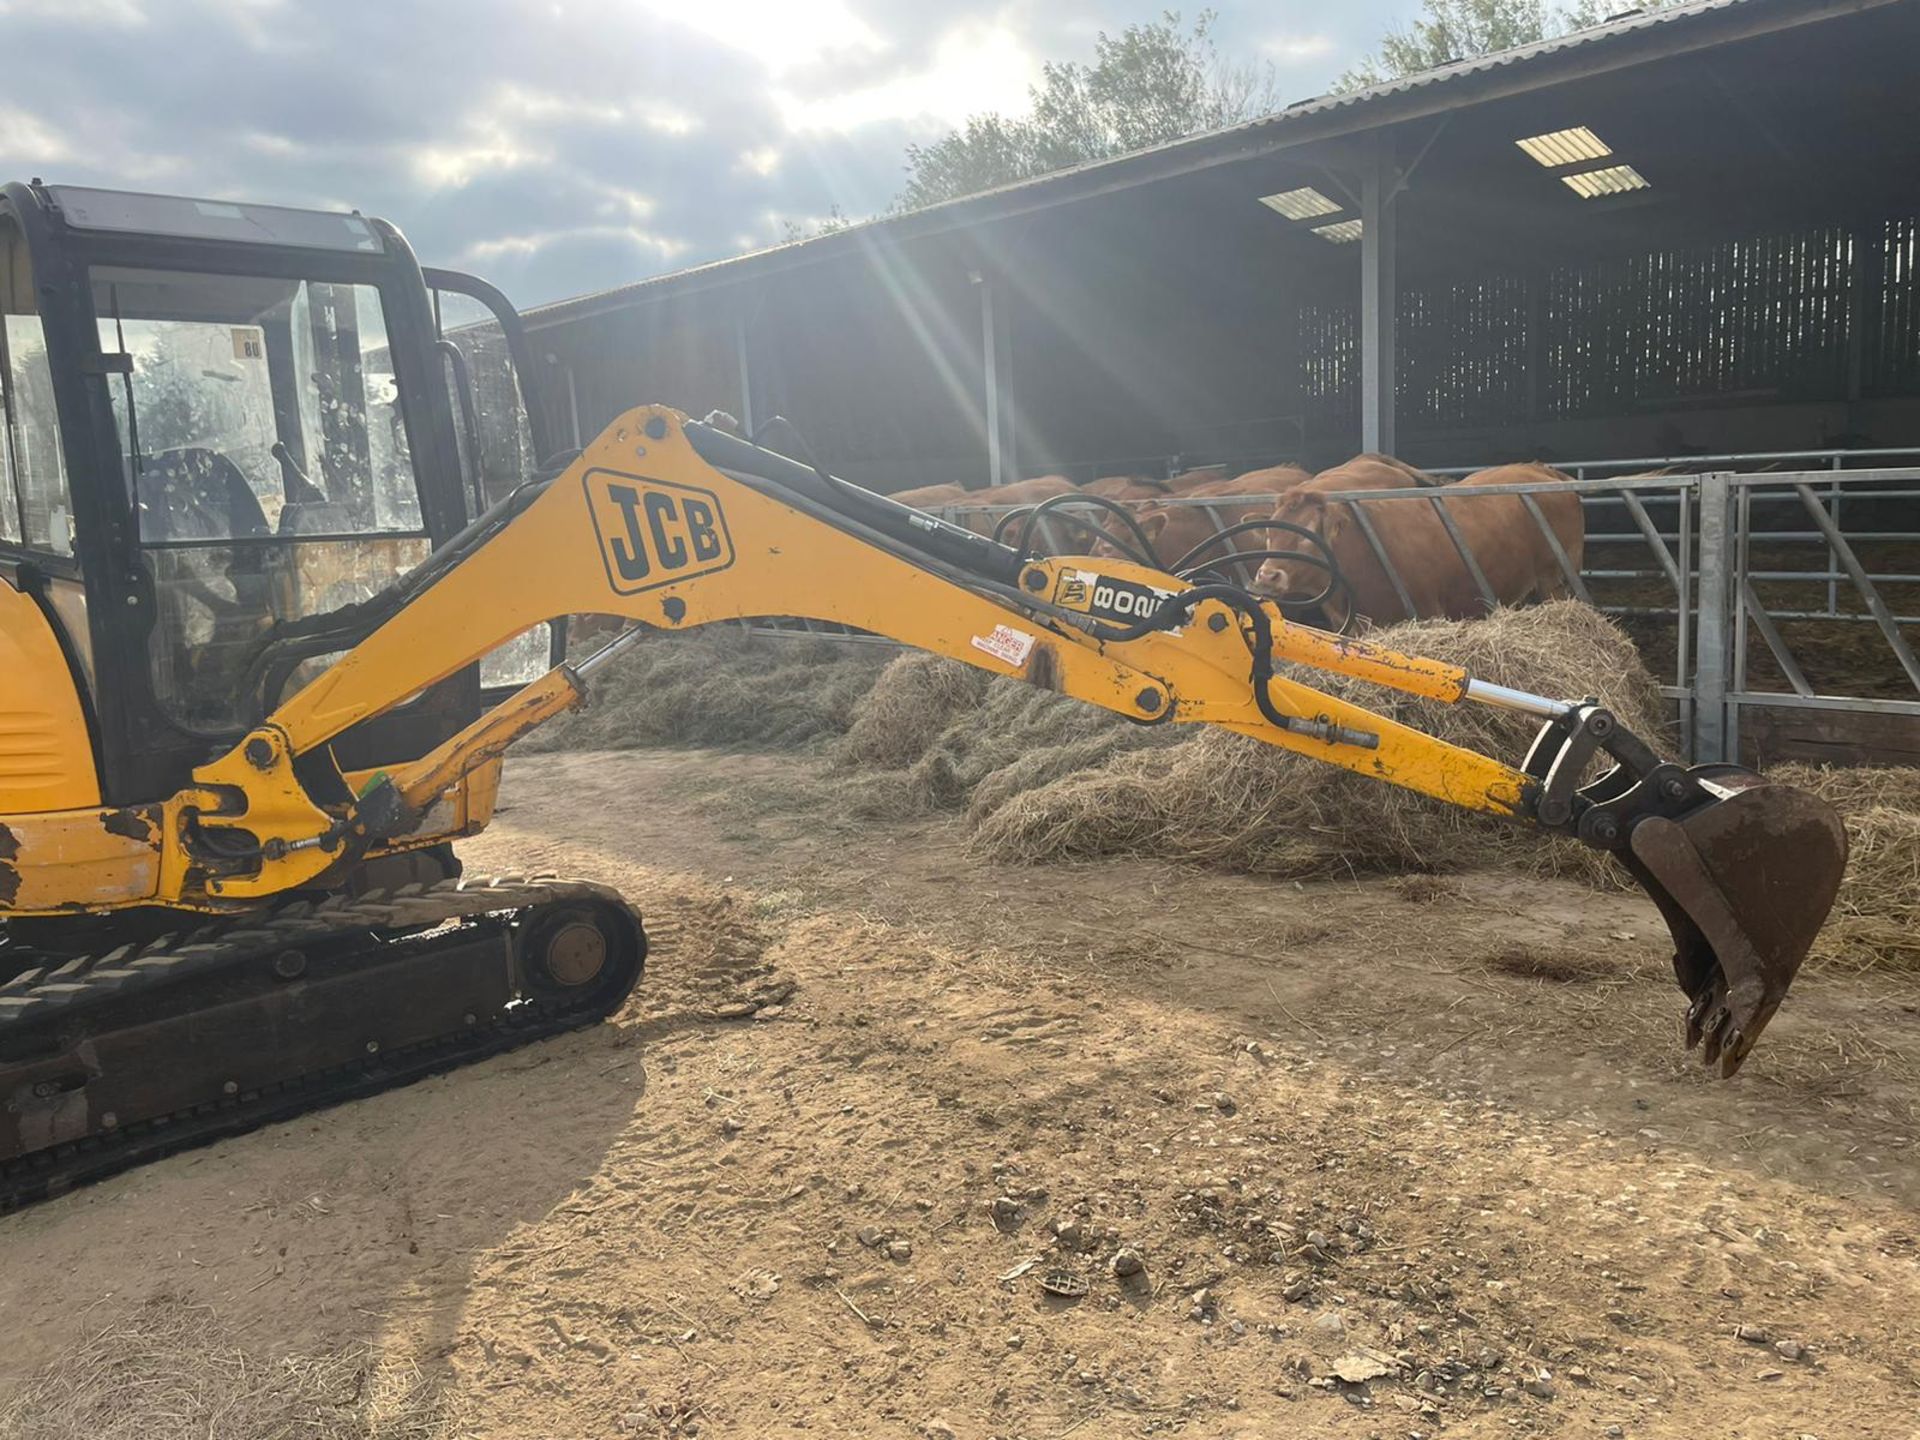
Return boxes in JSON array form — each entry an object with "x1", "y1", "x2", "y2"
[{"x1": 41, "y1": 184, "x2": 384, "y2": 255}]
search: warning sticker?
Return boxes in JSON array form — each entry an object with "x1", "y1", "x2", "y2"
[
  {"x1": 970, "y1": 623, "x2": 1036, "y2": 668},
  {"x1": 232, "y1": 326, "x2": 265, "y2": 361}
]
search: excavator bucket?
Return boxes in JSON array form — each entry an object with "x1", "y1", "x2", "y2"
[{"x1": 1624, "y1": 769, "x2": 1848, "y2": 1077}]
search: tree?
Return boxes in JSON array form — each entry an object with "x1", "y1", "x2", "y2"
[
  {"x1": 1336, "y1": 0, "x2": 1679, "y2": 91},
  {"x1": 895, "y1": 10, "x2": 1278, "y2": 212},
  {"x1": 780, "y1": 205, "x2": 851, "y2": 244}
]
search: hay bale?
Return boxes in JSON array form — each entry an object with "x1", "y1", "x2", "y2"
[
  {"x1": 972, "y1": 601, "x2": 1667, "y2": 882},
  {"x1": 518, "y1": 609, "x2": 1919, "y2": 974},
  {"x1": 0, "y1": 1296, "x2": 457, "y2": 1440},
  {"x1": 1769, "y1": 761, "x2": 1920, "y2": 816},
  {"x1": 525, "y1": 628, "x2": 894, "y2": 753},
  {"x1": 833, "y1": 653, "x2": 1174, "y2": 818},
  {"x1": 837, "y1": 652, "x2": 989, "y2": 769},
  {"x1": 1770, "y1": 764, "x2": 1920, "y2": 971}
]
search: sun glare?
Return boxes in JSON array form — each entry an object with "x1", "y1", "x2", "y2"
[
  {"x1": 779, "y1": 23, "x2": 1038, "y2": 133},
  {"x1": 639, "y1": 0, "x2": 883, "y2": 75}
]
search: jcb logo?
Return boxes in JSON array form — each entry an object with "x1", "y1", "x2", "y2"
[{"x1": 584, "y1": 470, "x2": 735, "y2": 595}]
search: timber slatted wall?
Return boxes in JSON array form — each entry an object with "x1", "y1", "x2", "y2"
[
  {"x1": 1399, "y1": 271, "x2": 1531, "y2": 428},
  {"x1": 1298, "y1": 301, "x2": 1359, "y2": 428},
  {"x1": 1299, "y1": 218, "x2": 1920, "y2": 432},
  {"x1": 1875, "y1": 218, "x2": 1920, "y2": 396},
  {"x1": 1544, "y1": 228, "x2": 1852, "y2": 415}
]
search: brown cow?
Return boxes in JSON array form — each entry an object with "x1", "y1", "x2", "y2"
[
  {"x1": 1243, "y1": 456, "x2": 1428, "y2": 621},
  {"x1": 999, "y1": 470, "x2": 1223, "y2": 550},
  {"x1": 1002, "y1": 475, "x2": 1079, "y2": 498},
  {"x1": 1452, "y1": 462, "x2": 1586, "y2": 601},
  {"x1": 1254, "y1": 461, "x2": 1583, "y2": 630},
  {"x1": 942, "y1": 475, "x2": 1079, "y2": 538},
  {"x1": 1113, "y1": 464, "x2": 1313, "y2": 571},
  {"x1": 889, "y1": 475, "x2": 1080, "y2": 537},
  {"x1": 1165, "y1": 465, "x2": 1232, "y2": 493},
  {"x1": 1078, "y1": 466, "x2": 1229, "y2": 502},
  {"x1": 889, "y1": 482, "x2": 970, "y2": 509},
  {"x1": 1080, "y1": 473, "x2": 1170, "y2": 501}
]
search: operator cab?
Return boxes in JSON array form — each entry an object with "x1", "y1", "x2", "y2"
[{"x1": 0, "y1": 181, "x2": 556, "y2": 806}]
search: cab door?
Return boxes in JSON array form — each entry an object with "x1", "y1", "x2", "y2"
[
  {"x1": 422, "y1": 268, "x2": 567, "y2": 688},
  {"x1": 1, "y1": 203, "x2": 100, "y2": 809}
]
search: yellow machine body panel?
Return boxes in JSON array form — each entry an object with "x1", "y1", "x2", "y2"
[
  {"x1": 0, "y1": 575, "x2": 99, "y2": 812},
  {"x1": 0, "y1": 766, "x2": 500, "y2": 916},
  {"x1": 0, "y1": 806, "x2": 160, "y2": 910}
]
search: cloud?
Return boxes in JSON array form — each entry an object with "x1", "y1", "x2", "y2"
[
  {"x1": 411, "y1": 138, "x2": 542, "y2": 192},
  {"x1": 0, "y1": 0, "x2": 146, "y2": 24},
  {"x1": 0, "y1": 0, "x2": 1380, "y2": 305},
  {"x1": 777, "y1": 21, "x2": 1041, "y2": 132},
  {"x1": 1263, "y1": 33, "x2": 1336, "y2": 63},
  {"x1": 0, "y1": 105, "x2": 73, "y2": 164},
  {"x1": 737, "y1": 145, "x2": 782, "y2": 177},
  {"x1": 638, "y1": 0, "x2": 884, "y2": 76},
  {"x1": 458, "y1": 225, "x2": 689, "y2": 267}
]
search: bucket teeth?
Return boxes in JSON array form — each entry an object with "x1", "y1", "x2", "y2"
[
  {"x1": 1689, "y1": 993, "x2": 1743, "y2": 1076},
  {"x1": 1689, "y1": 952, "x2": 1758, "y2": 1075}
]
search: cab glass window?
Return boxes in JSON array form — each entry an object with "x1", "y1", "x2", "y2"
[
  {"x1": 0, "y1": 218, "x2": 73, "y2": 553},
  {"x1": 89, "y1": 266, "x2": 433, "y2": 732},
  {"x1": 433, "y1": 283, "x2": 550, "y2": 688},
  {"x1": 92, "y1": 268, "x2": 423, "y2": 542},
  {"x1": 434, "y1": 288, "x2": 535, "y2": 511}
]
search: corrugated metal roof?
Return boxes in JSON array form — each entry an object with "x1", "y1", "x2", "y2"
[
  {"x1": 1212, "y1": 0, "x2": 1754, "y2": 129},
  {"x1": 523, "y1": 0, "x2": 1893, "y2": 327}
]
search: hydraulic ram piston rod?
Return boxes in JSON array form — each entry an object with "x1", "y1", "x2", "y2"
[{"x1": 1463, "y1": 678, "x2": 1575, "y2": 718}]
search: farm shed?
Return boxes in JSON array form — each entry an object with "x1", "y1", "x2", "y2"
[
  {"x1": 522, "y1": 0, "x2": 1920, "y2": 488},
  {"x1": 518, "y1": 0, "x2": 1920, "y2": 769}
]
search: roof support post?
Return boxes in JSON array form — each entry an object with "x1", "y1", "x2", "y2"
[
  {"x1": 996, "y1": 285, "x2": 1018, "y2": 484},
  {"x1": 1691, "y1": 472, "x2": 1733, "y2": 764},
  {"x1": 977, "y1": 271, "x2": 1008, "y2": 486},
  {"x1": 732, "y1": 303, "x2": 755, "y2": 435},
  {"x1": 1359, "y1": 132, "x2": 1398, "y2": 456},
  {"x1": 551, "y1": 355, "x2": 583, "y2": 448}
]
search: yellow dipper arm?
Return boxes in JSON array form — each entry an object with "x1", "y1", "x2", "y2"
[{"x1": 174, "y1": 407, "x2": 1536, "y2": 903}]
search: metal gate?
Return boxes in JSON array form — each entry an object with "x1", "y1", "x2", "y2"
[
  {"x1": 750, "y1": 455, "x2": 1919, "y2": 768},
  {"x1": 1311, "y1": 462, "x2": 1920, "y2": 764}
]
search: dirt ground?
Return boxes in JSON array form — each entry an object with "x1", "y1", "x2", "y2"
[{"x1": 3, "y1": 747, "x2": 1919, "y2": 1439}]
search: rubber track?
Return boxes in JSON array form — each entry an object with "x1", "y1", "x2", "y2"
[
  {"x1": 0, "y1": 875, "x2": 623, "y2": 1027},
  {"x1": 0, "y1": 875, "x2": 645, "y2": 1210}
]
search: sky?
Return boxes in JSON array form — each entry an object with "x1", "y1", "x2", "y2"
[{"x1": 0, "y1": 0, "x2": 1407, "y2": 308}]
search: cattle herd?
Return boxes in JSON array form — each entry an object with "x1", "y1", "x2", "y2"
[{"x1": 890, "y1": 456, "x2": 1585, "y2": 632}]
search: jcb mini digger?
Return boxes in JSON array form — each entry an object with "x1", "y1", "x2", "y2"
[{"x1": 0, "y1": 182, "x2": 1848, "y2": 1206}]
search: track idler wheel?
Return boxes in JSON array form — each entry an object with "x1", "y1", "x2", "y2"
[
  {"x1": 1624, "y1": 768, "x2": 1848, "y2": 1076},
  {"x1": 517, "y1": 898, "x2": 646, "y2": 1012}
]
